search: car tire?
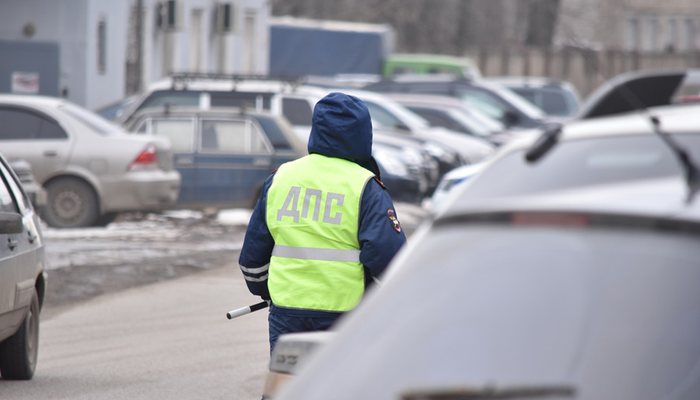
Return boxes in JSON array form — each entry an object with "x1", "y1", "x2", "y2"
[
  {"x1": 0, "y1": 290, "x2": 40, "y2": 380},
  {"x1": 42, "y1": 178, "x2": 99, "y2": 228}
]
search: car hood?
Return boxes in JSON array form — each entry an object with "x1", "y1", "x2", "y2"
[{"x1": 578, "y1": 70, "x2": 688, "y2": 119}]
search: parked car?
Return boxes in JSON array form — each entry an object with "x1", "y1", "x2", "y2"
[
  {"x1": 121, "y1": 78, "x2": 451, "y2": 204},
  {"x1": 122, "y1": 106, "x2": 306, "y2": 209},
  {"x1": 487, "y1": 76, "x2": 581, "y2": 119},
  {"x1": 385, "y1": 93, "x2": 515, "y2": 146},
  {"x1": 274, "y1": 173, "x2": 700, "y2": 400},
  {"x1": 0, "y1": 95, "x2": 181, "y2": 228},
  {"x1": 339, "y1": 88, "x2": 495, "y2": 166},
  {"x1": 448, "y1": 103, "x2": 700, "y2": 212},
  {"x1": 364, "y1": 75, "x2": 547, "y2": 129},
  {"x1": 263, "y1": 85, "x2": 470, "y2": 181},
  {"x1": 0, "y1": 152, "x2": 46, "y2": 380},
  {"x1": 8, "y1": 160, "x2": 47, "y2": 212},
  {"x1": 117, "y1": 74, "x2": 303, "y2": 126}
]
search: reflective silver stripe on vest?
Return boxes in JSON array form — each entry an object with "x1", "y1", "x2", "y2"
[
  {"x1": 239, "y1": 264, "x2": 269, "y2": 274},
  {"x1": 244, "y1": 274, "x2": 269, "y2": 282},
  {"x1": 272, "y1": 245, "x2": 360, "y2": 263}
]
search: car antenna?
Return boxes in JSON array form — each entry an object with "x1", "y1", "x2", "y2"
[{"x1": 648, "y1": 114, "x2": 700, "y2": 203}]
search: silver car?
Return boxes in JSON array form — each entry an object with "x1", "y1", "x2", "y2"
[
  {"x1": 0, "y1": 95, "x2": 181, "y2": 228},
  {"x1": 0, "y1": 152, "x2": 46, "y2": 380}
]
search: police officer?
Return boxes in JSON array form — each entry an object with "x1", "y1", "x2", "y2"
[{"x1": 238, "y1": 92, "x2": 407, "y2": 351}]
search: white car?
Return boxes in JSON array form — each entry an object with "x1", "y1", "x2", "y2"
[{"x1": 0, "y1": 95, "x2": 181, "y2": 228}]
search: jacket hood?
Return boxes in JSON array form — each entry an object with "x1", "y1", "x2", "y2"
[{"x1": 308, "y1": 92, "x2": 374, "y2": 170}]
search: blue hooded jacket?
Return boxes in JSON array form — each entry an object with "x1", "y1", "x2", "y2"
[{"x1": 238, "y1": 92, "x2": 407, "y2": 318}]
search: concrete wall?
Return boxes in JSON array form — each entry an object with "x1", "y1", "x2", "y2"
[{"x1": 466, "y1": 46, "x2": 700, "y2": 96}]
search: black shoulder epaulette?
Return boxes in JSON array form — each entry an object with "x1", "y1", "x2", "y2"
[{"x1": 373, "y1": 176, "x2": 387, "y2": 190}]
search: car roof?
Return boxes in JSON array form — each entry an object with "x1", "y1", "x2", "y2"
[
  {"x1": 145, "y1": 75, "x2": 305, "y2": 93},
  {"x1": 499, "y1": 102, "x2": 700, "y2": 152},
  {"x1": 384, "y1": 93, "x2": 469, "y2": 108},
  {"x1": 487, "y1": 76, "x2": 573, "y2": 88},
  {"x1": 437, "y1": 175, "x2": 700, "y2": 221},
  {"x1": 0, "y1": 94, "x2": 67, "y2": 108},
  {"x1": 124, "y1": 105, "x2": 273, "y2": 119}
]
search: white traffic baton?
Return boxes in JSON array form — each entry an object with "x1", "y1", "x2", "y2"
[{"x1": 226, "y1": 300, "x2": 270, "y2": 320}]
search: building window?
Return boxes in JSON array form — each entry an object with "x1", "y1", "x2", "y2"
[
  {"x1": 684, "y1": 18, "x2": 696, "y2": 51},
  {"x1": 97, "y1": 19, "x2": 107, "y2": 75},
  {"x1": 666, "y1": 18, "x2": 678, "y2": 52},
  {"x1": 625, "y1": 17, "x2": 640, "y2": 51},
  {"x1": 643, "y1": 16, "x2": 658, "y2": 52}
]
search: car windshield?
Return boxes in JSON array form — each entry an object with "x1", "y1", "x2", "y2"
[
  {"x1": 445, "y1": 108, "x2": 497, "y2": 137},
  {"x1": 475, "y1": 82, "x2": 546, "y2": 119},
  {"x1": 59, "y1": 103, "x2": 124, "y2": 135},
  {"x1": 510, "y1": 87, "x2": 579, "y2": 117},
  {"x1": 459, "y1": 133, "x2": 700, "y2": 200}
]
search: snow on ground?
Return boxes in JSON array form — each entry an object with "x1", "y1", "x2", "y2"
[{"x1": 42, "y1": 204, "x2": 427, "y2": 271}]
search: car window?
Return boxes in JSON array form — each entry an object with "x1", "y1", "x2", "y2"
[
  {"x1": 364, "y1": 101, "x2": 408, "y2": 131},
  {"x1": 459, "y1": 88, "x2": 510, "y2": 121},
  {"x1": 60, "y1": 103, "x2": 122, "y2": 136},
  {"x1": 148, "y1": 118, "x2": 196, "y2": 152},
  {"x1": 139, "y1": 90, "x2": 201, "y2": 110},
  {"x1": 408, "y1": 107, "x2": 467, "y2": 133},
  {"x1": 199, "y1": 118, "x2": 271, "y2": 154},
  {"x1": 462, "y1": 134, "x2": 697, "y2": 199},
  {"x1": 0, "y1": 107, "x2": 42, "y2": 139},
  {"x1": 210, "y1": 91, "x2": 272, "y2": 109},
  {"x1": 511, "y1": 87, "x2": 574, "y2": 117},
  {"x1": 0, "y1": 166, "x2": 18, "y2": 213},
  {"x1": 255, "y1": 115, "x2": 293, "y2": 150},
  {"x1": 0, "y1": 160, "x2": 29, "y2": 213},
  {"x1": 281, "y1": 97, "x2": 313, "y2": 126},
  {"x1": 0, "y1": 106, "x2": 70, "y2": 140}
]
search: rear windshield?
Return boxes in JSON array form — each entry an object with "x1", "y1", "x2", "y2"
[
  {"x1": 462, "y1": 133, "x2": 700, "y2": 199},
  {"x1": 60, "y1": 103, "x2": 123, "y2": 135}
]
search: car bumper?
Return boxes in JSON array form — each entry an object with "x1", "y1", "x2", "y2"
[{"x1": 100, "y1": 170, "x2": 181, "y2": 212}]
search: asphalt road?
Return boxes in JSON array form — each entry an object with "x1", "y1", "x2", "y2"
[
  {"x1": 0, "y1": 204, "x2": 427, "y2": 399},
  {"x1": 1, "y1": 264, "x2": 269, "y2": 400}
]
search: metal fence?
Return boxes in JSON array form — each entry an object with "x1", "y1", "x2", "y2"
[{"x1": 465, "y1": 47, "x2": 700, "y2": 96}]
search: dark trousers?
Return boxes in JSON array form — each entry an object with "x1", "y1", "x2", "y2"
[{"x1": 268, "y1": 305, "x2": 340, "y2": 352}]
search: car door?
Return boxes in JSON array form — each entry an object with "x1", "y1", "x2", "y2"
[
  {"x1": 0, "y1": 159, "x2": 36, "y2": 320},
  {"x1": 0, "y1": 105, "x2": 73, "y2": 184},
  {"x1": 195, "y1": 117, "x2": 273, "y2": 207}
]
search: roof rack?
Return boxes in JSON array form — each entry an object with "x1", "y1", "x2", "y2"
[{"x1": 169, "y1": 72, "x2": 305, "y2": 90}]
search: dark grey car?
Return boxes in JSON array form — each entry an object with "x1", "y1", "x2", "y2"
[{"x1": 0, "y1": 152, "x2": 46, "y2": 380}]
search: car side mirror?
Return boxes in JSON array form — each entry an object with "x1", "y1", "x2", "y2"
[
  {"x1": 0, "y1": 212, "x2": 23, "y2": 234},
  {"x1": 503, "y1": 110, "x2": 520, "y2": 127}
]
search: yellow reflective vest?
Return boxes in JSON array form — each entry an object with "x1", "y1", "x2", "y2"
[{"x1": 266, "y1": 154, "x2": 374, "y2": 312}]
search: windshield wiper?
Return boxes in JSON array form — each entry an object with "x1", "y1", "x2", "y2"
[
  {"x1": 648, "y1": 114, "x2": 700, "y2": 204},
  {"x1": 401, "y1": 384, "x2": 576, "y2": 399}
]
